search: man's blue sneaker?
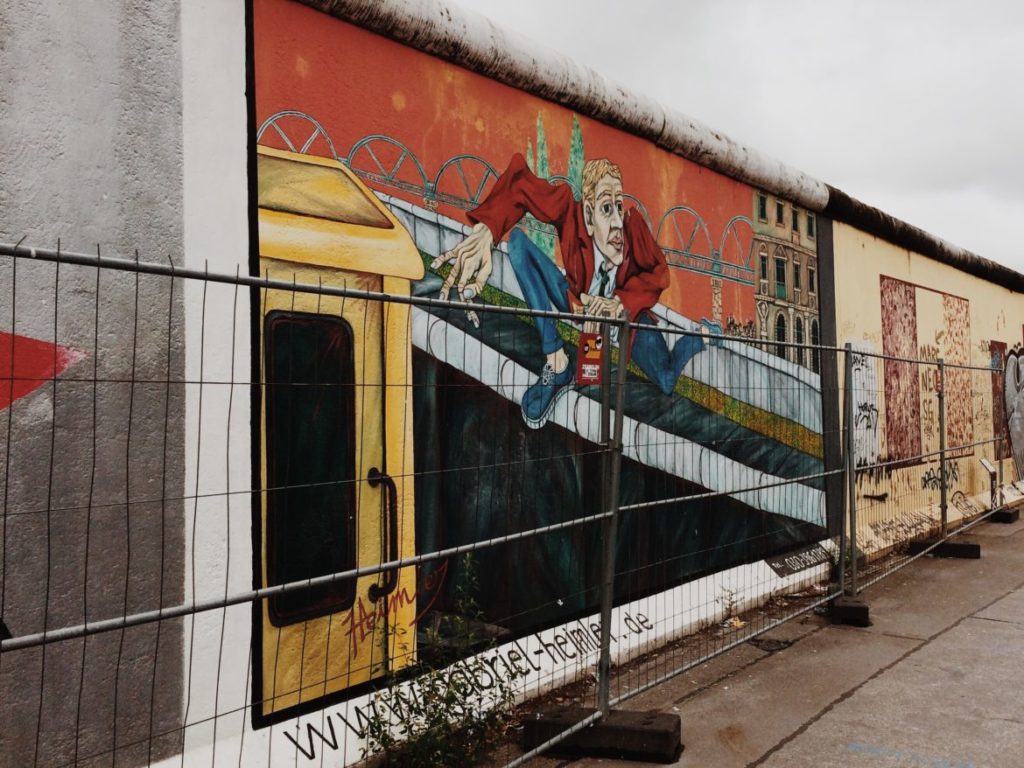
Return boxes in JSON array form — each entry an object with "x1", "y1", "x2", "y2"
[
  {"x1": 521, "y1": 362, "x2": 574, "y2": 429},
  {"x1": 671, "y1": 333, "x2": 705, "y2": 373}
]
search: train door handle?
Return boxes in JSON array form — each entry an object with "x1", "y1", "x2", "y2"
[{"x1": 367, "y1": 467, "x2": 399, "y2": 602}]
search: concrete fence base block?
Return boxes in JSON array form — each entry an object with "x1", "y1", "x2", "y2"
[
  {"x1": 521, "y1": 707, "x2": 683, "y2": 763},
  {"x1": 990, "y1": 507, "x2": 1020, "y2": 524},
  {"x1": 907, "y1": 538, "x2": 982, "y2": 559},
  {"x1": 829, "y1": 596, "x2": 871, "y2": 627}
]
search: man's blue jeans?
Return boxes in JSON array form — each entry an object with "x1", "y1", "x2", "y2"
[{"x1": 506, "y1": 228, "x2": 703, "y2": 395}]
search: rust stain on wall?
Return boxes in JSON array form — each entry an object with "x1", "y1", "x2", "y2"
[{"x1": 880, "y1": 277, "x2": 920, "y2": 462}]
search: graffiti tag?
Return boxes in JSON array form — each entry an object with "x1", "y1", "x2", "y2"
[
  {"x1": 920, "y1": 461, "x2": 959, "y2": 491},
  {"x1": 855, "y1": 401, "x2": 878, "y2": 430},
  {"x1": 950, "y1": 490, "x2": 979, "y2": 518}
]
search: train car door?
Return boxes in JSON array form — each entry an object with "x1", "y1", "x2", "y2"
[{"x1": 254, "y1": 146, "x2": 423, "y2": 721}]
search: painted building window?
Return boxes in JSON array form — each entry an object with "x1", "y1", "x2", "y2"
[
  {"x1": 807, "y1": 213, "x2": 816, "y2": 238},
  {"x1": 759, "y1": 245, "x2": 768, "y2": 292},
  {"x1": 776, "y1": 200, "x2": 785, "y2": 226},
  {"x1": 264, "y1": 311, "x2": 357, "y2": 625},
  {"x1": 775, "y1": 313, "x2": 787, "y2": 359},
  {"x1": 810, "y1": 319, "x2": 820, "y2": 373},
  {"x1": 774, "y1": 252, "x2": 787, "y2": 299},
  {"x1": 795, "y1": 317, "x2": 805, "y2": 367},
  {"x1": 793, "y1": 260, "x2": 801, "y2": 292},
  {"x1": 792, "y1": 209, "x2": 799, "y2": 232},
  {"x1": 808, "y1": 265, "x2": 817, "y2": 294},
  {"x1": 757, "y1": 194, "x2": 767, "y2": 221}
]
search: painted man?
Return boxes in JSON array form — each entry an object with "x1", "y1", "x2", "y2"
[{"x1": 435, "y1": 153, "x2": 704, "y2": 428}]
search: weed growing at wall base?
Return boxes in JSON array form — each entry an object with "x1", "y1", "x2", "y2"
[{"x1": 360, "y1": 555, "x2": 522, "y2": 767}]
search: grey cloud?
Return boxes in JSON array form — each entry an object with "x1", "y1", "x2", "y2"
[{"x1": 457, "y1": 0, "x2": 1024, "y2": 267}]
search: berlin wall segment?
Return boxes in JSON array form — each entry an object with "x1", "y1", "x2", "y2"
[
  {"x1": 0, "y1": 1, "x2": 188, "y2": 766},
  {"x1": 2, "y1": 0, "x2": 1024, "y2": 766},
  {"x1": 248, "y1": 2, "x2": 1024, "y2": 760},
  {"x1": 246, "y1": 0, "x2": 830, "y2": 761}
]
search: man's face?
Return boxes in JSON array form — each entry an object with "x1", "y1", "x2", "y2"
[{"x1": 585, "y1": 174, "x2": 625, "y2": 266}]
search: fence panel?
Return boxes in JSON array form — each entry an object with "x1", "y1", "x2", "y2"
[
  {"x1": 0, "y1": 242, "x2": 1013, "y2": 767},
  {"x1": 845, "y1": 344, "x2": 1006, "y2": 594}
]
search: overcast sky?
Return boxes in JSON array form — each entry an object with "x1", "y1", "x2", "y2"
[{"x1": 456, "y1": 0, "x2": 1024, "y2": 272}]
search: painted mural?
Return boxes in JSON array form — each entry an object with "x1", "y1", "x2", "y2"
[
  {"x1": 251, "y1": 0, "x2": 826, "y2": 724},
  {"x1": 991, "y1": 340, "x2": 1011, "y2": 460},
  {"x1": 4, "y1": 2, "x2": 1024, "y2": 766},
  {"x1": 1005, "y1": 349, "x2": 1024, "y2": 478},
  {"x1": 880, "y1": 276, "x2": 973, "y2": 463},
  {"x1": 750, "y1": 191, "x2": 821, "y2": 370}
]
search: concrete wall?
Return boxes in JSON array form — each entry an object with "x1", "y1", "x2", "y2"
[
  {"x1": 832, "y1": 222, "x2": 1024, "y2": 554},
  {"x1": 243, "y1": 3, "x2": 831, "y2": 760},
  {"x1": 0, "y1": 0, "x2": 1021, "y2": 766},
  {"x1": 0, "y1": 2, "x2": 187, "y2": 766}
]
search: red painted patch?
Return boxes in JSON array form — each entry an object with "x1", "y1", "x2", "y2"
[{"x1": 0, "y1": 332, "x2": 84, "y2": 411}]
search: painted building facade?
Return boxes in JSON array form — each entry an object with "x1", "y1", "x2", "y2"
[
  {"x1": 0, "y1": 1, "x2": 1022, "y2": 766},
  {"x1": 752, "y1": 191, "x2": 821, "y2": 371}
]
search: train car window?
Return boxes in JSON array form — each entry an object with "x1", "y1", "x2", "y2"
[
  {"x1": 264, "y1": 311, "x2": 357, "y2": 625},
  {"x1": 257, "y1": 154, "x2": 394, "y2": 229}
]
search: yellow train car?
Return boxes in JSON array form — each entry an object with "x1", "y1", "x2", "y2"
[{"x1": 255, "y1": 145, "x2": 423, "y2": 721}]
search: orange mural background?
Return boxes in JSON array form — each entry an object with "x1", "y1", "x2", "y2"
[{"x1": 253, "y1": 0, "x2": 756, "y2": 324}]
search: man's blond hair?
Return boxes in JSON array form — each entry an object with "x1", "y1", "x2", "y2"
[{"x1": 581, "y1": 159, "x2": 623, "y2": 204}]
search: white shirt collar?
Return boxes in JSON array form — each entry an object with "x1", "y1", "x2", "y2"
[{"x1": 590, "y1": 243, "x2": 619, "y2": 299}]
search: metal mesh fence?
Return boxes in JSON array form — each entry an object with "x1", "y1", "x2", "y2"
[
  {"x1": 0, "y1": 242, "x2": 1011, "y2": 767},
  {"x1": 845, "y1": 345, "x2": 1008, "y2": 594}
]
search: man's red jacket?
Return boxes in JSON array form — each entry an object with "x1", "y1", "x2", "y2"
[{"x1": 467, "y1": 153, "x2": 669, "y2": 321}]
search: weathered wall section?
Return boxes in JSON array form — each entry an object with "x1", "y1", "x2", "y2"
[
  {"x1": 0, "y1": 2, "x2": 186, "y2": 766},
  {"x1": 833, "y1": 223, "x2": 1024, "y2": 553}
]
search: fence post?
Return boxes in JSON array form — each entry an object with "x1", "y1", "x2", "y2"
[
  {"x1": 990, "y1": 438, "x2": 1019, "y2": 523},
  {"x1": 998, "y1": 449, "x2": 1004, "y2": 508},
  {"x1": 938, "y1": 358, "x2": 948, "y2": 539},
  {"x1": 831, "y1": 343, "x2": 870, "y2": 625},
  {"x1": 839, "y1": 343, "x2": 852, "y2": 597},
  {"x1": 847, "y1": 345, "x2": 859, "y2": 595},
  {"x1": 596, "y1": 313, "x2": 631, "y2": 718},
  {"x1": 907, "y1": 357, "x2": 981, "y2": 558}
]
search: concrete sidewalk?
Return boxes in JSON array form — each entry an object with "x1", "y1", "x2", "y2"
[{"x1": 532, "y1": 516, "x2": 1024, "y2": 768}]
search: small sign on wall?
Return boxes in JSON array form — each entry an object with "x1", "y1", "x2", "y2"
[{"x1": 766, "y1": 542, "x2": 831, "y2": 578}]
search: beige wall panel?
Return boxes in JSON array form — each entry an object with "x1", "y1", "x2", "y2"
[{"x1": 832, "y1": 222, "x2": 1024, "y2": 553}]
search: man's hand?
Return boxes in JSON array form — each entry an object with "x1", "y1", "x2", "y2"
[
  {"x1": 580, "y1": 293, "x2": 624, "y2": 334},
  {"x1": 580, "y1": 293, "x2": 623, "y2": 318},
  {"x1": 430, "y1": 222, "x2": 494, "y2": 302}
]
